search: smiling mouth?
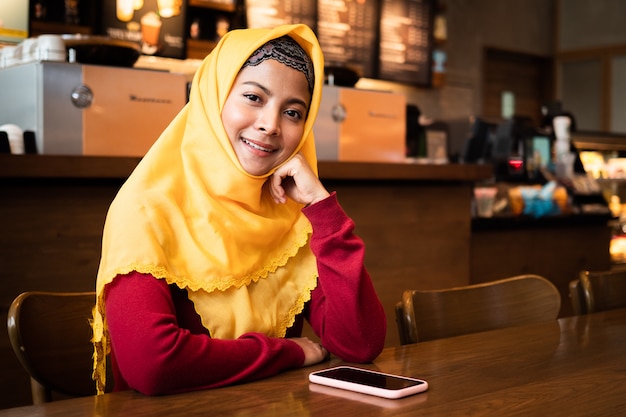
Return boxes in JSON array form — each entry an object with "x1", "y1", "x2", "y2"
[{"x1": 241, "y1": 137, "x2": 276, "y2": 153}]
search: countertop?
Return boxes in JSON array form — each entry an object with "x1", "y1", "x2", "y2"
[{"x1": 0, "y1": 155, "x2": 493, "y2": 182}]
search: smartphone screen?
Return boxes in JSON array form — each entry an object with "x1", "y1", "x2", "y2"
[
  {"x1": 313, "y1": 367, "x2": 424, "y2": 389},
  {"x1": 309, "y1": 366, "x2": 428, "y2": 399}
]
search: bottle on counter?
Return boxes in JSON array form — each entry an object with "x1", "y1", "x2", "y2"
[{"x1": 553, "y1": 115, "x2": 575, "y2": 179}]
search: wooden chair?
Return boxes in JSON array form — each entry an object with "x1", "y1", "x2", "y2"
[
  {"x1": 395, "y1": 274, "x2": 561, "y2": 344},
  {"x1": 7, "y1": 291, "x2": 98, "y2": 404},
  {"x1": 568, "y1": 279, "x2": 586, "y2": 315},
  {"x1": 570, "y1": 269, "x2": 626, "y2": 315}
]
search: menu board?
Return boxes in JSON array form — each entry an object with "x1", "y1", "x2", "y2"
[
  {"x1": 101, "y1": 0, "x2": 187, "y2": 59},
  {"x1": 315, "y1": 0, "x2": 379, "y2": 78},
  {"x1": 378, "y1": 0, "x2": 432, "y2": 86},
  {"x1": 245, "y1": 0, "x2": 316, "y2": 30},
  {"x1": 244, "y1": 0, "x2": 433, "y2": 86}
]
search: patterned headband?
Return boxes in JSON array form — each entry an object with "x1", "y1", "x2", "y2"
[{"x1": 242, "y1": 35, "x2": 314, "y2": 93}]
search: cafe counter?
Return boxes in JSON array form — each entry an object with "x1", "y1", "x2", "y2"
[
  {"x1": 0, "y1": 155, "x2": 488, "y2": 345},
  {"x1": 0, "y1": 155, "x2": 611, "y2": 338}
]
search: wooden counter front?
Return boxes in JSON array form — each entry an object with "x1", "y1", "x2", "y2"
[
  {"x1": 0, "y1": 155, "x2": 490, "y2": 348},
  {"x1": 470, "y1": 214, "x2": 613, "y2": 318}
]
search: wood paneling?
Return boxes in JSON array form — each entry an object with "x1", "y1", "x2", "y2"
[
  {"x1": 0, "y1": 181, "x2": 119, "y2": 308},
  {"x1": 470, "y1": 220, "x2": 612, "y2": 317},
  {"x1": 482, "y1": 47, "x2": 553, "y2": 126},
  {"x1": 322, "y1": 181, "x2": 473, "y2": 348},
  {"x1": 0, "y1": 180, "x2": 122, "y2": 409}
]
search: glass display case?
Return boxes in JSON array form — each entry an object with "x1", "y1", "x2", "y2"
[{"x1": 573, "y1": 131, "x2": 626, "y2": 263}]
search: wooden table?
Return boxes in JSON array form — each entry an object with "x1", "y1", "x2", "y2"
[{"x1": 2, "y1": 308, "x2": 625, "y2": 416}]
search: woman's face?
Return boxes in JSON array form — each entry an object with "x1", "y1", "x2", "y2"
[{"x1": 221, "y1": 58, "x2": 312, "y2": 176}]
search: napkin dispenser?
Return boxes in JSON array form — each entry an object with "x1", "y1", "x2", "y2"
[{"x1": 0, "y1": 60, "x2": 187, "y2": 156}]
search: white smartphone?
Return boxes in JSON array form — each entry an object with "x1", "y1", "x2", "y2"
[{"x1": 308, "y1": 366, "x2": 428, "y2": 399}]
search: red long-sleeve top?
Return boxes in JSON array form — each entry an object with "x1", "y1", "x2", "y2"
[{"x1": 104, "y1": 193, "x2": 386, "y2": 395}]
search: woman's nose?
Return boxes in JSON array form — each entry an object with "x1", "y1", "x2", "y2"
[{"x1": 256, "y1": 108, "x2": 280, "y2": 135}]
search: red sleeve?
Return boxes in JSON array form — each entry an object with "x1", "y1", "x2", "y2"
[
  {"x1": 104, "y1": 273, "x2": 304, "y2": 396},
  {"x1": 302, "y1": 192, "x2": 387, "y2": 363}
]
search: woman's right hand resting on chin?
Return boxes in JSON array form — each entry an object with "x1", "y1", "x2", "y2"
[{"x1": 289, "y1": 337, "x2": 329, "y2": 366}]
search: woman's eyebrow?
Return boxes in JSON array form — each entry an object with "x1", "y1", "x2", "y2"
[
  {"x1": 242, "y1": 80, "x2": 269, "y2": 94},
  {"x1": 242, "y1": 81, "x2": 309, "y2": 109}
]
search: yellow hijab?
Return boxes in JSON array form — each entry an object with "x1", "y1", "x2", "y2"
[{"x1": 92, "y1": 24, "x2": 325, "y2": 394}]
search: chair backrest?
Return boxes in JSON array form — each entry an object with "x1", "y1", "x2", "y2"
[
  {"x1": 7, "y1": 291, "x2": 97, "y2": 404},
  {"x1": 396, "y1": 274, "x2": 561, "y2": 344},
  {"x1": 578, "y1": 269, "x2": 626, "y2": 314},
  {"x1": 569, "y1": 278, "x2": 586, "y2": 315}
]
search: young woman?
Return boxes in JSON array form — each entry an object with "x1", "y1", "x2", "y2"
[{"x1": 92, "y1": 24, "x2": 386, "y2": 396}]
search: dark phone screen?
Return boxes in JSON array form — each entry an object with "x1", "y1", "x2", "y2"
[{"x1": 315, "y1": 368, "x2": 425, "y2": 390}]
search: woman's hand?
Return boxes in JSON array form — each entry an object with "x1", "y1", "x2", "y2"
[
  {"x1": 267, "y1": 153, "x2": 330, "y2": 206},
  {"x1": 289, "y1": 337, "x2": 329, "y2": 366}
]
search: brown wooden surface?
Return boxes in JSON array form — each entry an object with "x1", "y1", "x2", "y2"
[
  {"x1": 322, "y1": 181, "x2": 474, "y2": 348},
  {"x1": 1, "y1": 156, "x2": 613, "y2": 408},
  {"x1": 0, "y1": 155, "x2": 614, "y2": 409},
  {"x1": 317, "y1": 160, "x2": 493, "y2": 181},
  {"x1": 0, "y1": 179, "x2": 124, "y2": 409},
  {"x1": 470, "y1": 221, "x2": 612, "y2": 318},
  {"x1": 0, "y1": 155, "x2": 488, "y2": 344},
  {"x1": 0, "y1": 155, "x2": 493, "y2": 182},
  {"x1": 482, "y1": 47, "x2": 553, "y2": 126},
  {"x1": 0, "y1": 155, "x2": 142, "y2": 179},
  {"x1": 2, "y1": 308, "x2": 625, "y2": 417},
  {"x1": 0, "y1": 155, "x2": 485, "y2": 408}
]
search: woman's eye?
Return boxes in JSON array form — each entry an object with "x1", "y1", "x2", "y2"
[
  {"x1": 243, "y1": 93, "x2": 261, "y2": 103},
  {"x1": 285, "y1": 109, "x2": 303, "y2": 120}
]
